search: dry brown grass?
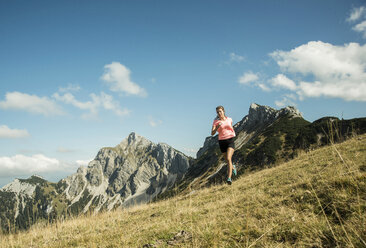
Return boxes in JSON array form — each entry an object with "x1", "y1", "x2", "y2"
[{"x1": 1, "y1": 134, "x2": 365, "y2": 247}]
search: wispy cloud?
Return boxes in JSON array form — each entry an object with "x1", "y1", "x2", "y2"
[
  {"x1": 53, "y1": 92, "x2": 96, "y2": 113},
  {"x1": 238, "y1": 71, "x2": 259, "y2": 85},
  {"x1": 222, "y1": 52, "x2": 245, "y2": 65},
  {"x1": 275, "y1": 94, "x2": 297, "y2": 108},
  {"x1": 58, "y1": 84, "x2": 81, "y2": 93},
  {"x1": 53, "y1": 91, "x2": 130, "y2": 119},
  {"x1": 347, "y1": 6, "x2": 366, "y2": 22},
  {"x1": 229, "y1": 52, "x2": 245, "y2": 63},
  {"x1": 0, "y1": 92, "x2": 65, "y2": 116},
  {"x1": 270, "y1": 74, "x2": 297, "y2": 91},
  {"x1": 148, "y1": 116, "x2": 163, "y2": 127},
  {"x1": 347, "y1": 6, "x2": 366, "y2": 38},
  {"x1": 238, "y1": 72, "x2": 271, "y2": 91},
  {"x1": 0, "y1": 125, "x2": 30, "y2": 139},
  {"x1": 95, "y1": 92, "x2": 130, "y2": 117},
  {"x1": 101, "y1": 62, "x2": 147, "y2": 97},
  {"x1": 257, "y1": 83, "x2": 271, "y2": 92},
  {"x1": 353, "y1": 20, "x2": 366, "y2": 38}
]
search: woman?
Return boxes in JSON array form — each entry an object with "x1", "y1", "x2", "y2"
[{"x1": 211, "y1": 105, "x2": 237, "y2": 185}]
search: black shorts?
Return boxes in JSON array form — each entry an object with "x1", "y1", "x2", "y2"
[{"x1": 218, "y1": 137, "x2": 235, "y2": 153}]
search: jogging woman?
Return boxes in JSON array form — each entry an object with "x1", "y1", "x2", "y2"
[{"x1": 211, "y1": 105, "x2": 237, "y2": 185}]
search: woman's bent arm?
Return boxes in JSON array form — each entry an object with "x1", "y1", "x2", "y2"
[{"x1": 211, "y1": 123, "x2": 220, "y2": 136}]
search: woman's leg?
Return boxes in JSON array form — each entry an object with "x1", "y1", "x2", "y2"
[{"x1": 225, "y1": 147, "x2": 234, "y2": 179}]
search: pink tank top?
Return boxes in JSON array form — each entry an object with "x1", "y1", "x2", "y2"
[{"x1": 213, "y1": 117, "x2": 236, "y2": 140}]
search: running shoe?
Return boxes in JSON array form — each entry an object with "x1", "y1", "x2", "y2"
[
  {"x1": 227, "y1": 177, "x2": 232, "y2": 185},
  {"x1": 232, "y1": 164, "x2": 237, "y2": 176}
]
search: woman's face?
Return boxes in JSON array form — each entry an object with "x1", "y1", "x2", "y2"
[{"x1": 217, "y1": 108, "x2": 225, "y2": 119}]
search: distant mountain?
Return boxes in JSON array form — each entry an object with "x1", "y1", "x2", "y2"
[
  {"x1": 61, "y1": 132, "x2": 192, "y2": 214},
  {"x1": 0, "y1": 175, "x2": 61, "y2": 232},
  {"x1": 1, "y1": 103, "x2": 365, "y2": 233}
]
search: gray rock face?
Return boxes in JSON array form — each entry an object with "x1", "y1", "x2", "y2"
[
  {"x1": 0, "y1": 175, "x2": 48, "y2": 219},
  {"x1": 196, "y1": 103, "x2": 302, "y2": 158},
  {"x1": 62, "y1": 132, "x2": 191, "y2": 212}
]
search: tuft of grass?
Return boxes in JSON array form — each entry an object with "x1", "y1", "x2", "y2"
[{"x1": 1, "y1": 134, "x2": 366, "y2": 247}]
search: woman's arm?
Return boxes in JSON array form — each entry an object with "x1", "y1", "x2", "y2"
[{"x1": 211, "y1": 122, "x2": 221, "y2": 135}]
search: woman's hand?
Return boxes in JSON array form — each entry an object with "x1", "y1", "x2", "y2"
[{"x1": 211, "y1": 122, "x2": 222, "y2": 135}]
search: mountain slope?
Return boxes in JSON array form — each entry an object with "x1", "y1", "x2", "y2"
[{"x1": 2, "y1": 133, "x2": 365, "y2": 247}]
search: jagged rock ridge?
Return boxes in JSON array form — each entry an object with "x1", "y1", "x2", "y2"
[{"x1": 62, "y1": 132, "x2": 192, "y2": 212}]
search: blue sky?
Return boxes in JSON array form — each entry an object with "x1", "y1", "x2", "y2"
[{"x1": 1, "y1": 0, "x2": 366, "y2": 187}]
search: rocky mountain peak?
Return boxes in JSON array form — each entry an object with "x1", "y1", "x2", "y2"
[
  {"x1": 246, "y1": 103, "x2": 302, "y2": 125},
  {"x1": 249, "y1": 102, "x2": 259, "y2": 109},
  {"x1": 0, "y1": 176, "x2": 43, "y2": 197},
  {"x1": 247, "y1": 103, "x2": 277, "y2": 123},
  {"x1": 117, "y1": 132, "x2": 153, "y2": 151},
  {"x1": 280, "y1": 106, "x2": 303, "y2": 118},
  {"x1": 127, "y1": 132, "x2": 139, "y2": 144}
]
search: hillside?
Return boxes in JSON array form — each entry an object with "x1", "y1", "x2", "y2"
[{"x1": 1, "y1": 134, "x2": 365, "y2": 247}]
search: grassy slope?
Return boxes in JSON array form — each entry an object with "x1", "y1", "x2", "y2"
[{"x1": 1, "y1": 134, "x2": 366, "y2": 248}]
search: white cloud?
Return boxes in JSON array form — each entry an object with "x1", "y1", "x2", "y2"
[
  {"x1": 0, "y1": 92, "x2": 64, "y2": 116},
  {"x1": 347, "y1": 6, "x2": 366, "y2": 22},
  {"x1": 275, "y1": 94, "x2": 297, "y2": 108},
  {"x1": 353, "y1": 20, "x2": 366, "y2": 38},
  {"x1": 101, "y1": 62, "x2": 147, "y2": 97},
  {"x1": 238, "y1": 72, "x2": 271, "y2": 91},
  {"x1": 58, "y1": 84, "x2": 81, "y2": 93},
  {"x1": 0, "y1": 125, "x2": 29, "y2": 139},
  {"x1": 0, "y1": 154, "x2": 75, "y2": 178},
  {"x1": 148, "y1": 116, "x2": 162, "y2": 127},
  {"x1": 238, "y1": 71, "x2": 259, "y2": 85},
  {"x1": 229, "y1": 52, "x2": 245, "y2": 63},
  {"x1": 76, "y1": 159, "x2": 91, "y2": 166},
  {"x1": 91, "y1": 92, "x2": 130, "y2": 117},
  {"x1": 270, "y1": 74, "x2": 297, "y2": 90},
  {"x1": 257, "y1": 83, "x2": 271, "y2": 92},
  {"x1": 53, "y1": 92, "x2": 130, "y2": 119},
  {"x1": 270, "y1": 41, "x2": 366, "y2": 101},
  {"x1": 53, "y1": 92, "x2": 96, "y2": 112}
]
